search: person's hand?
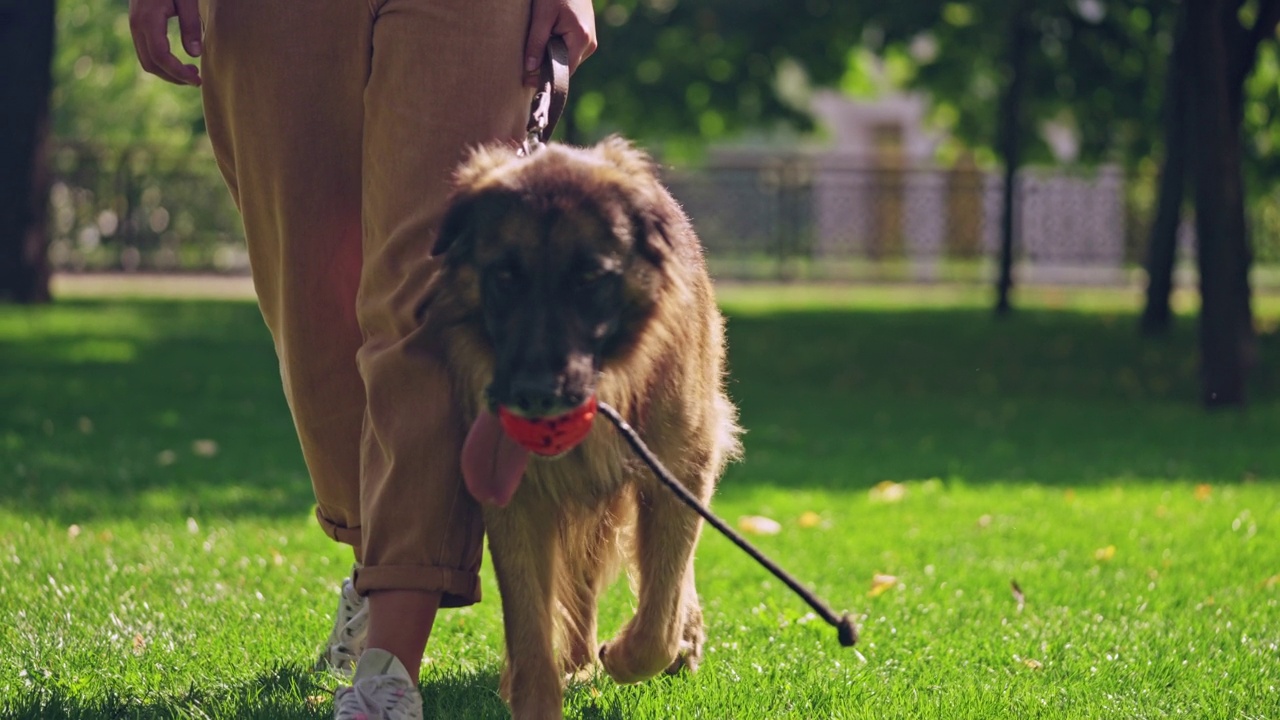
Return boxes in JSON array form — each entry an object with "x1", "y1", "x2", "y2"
[
  {"x1": 128, "y1": 0, "x2": 202, "y2": 86},
  {"x1": 524, "y1": 0, "x2": 597, "y2": 87}
]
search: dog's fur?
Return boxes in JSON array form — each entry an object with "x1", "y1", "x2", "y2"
[{"x1": 421, "y1": 137, "x2": 741, "y2": 719}]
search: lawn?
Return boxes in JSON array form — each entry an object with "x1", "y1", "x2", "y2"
[{"x1": 2, "y1": 283, "x2": 1278, "y2": 719}]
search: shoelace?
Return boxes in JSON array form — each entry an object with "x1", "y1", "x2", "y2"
[
  {"x1": 318, "y1": 579, "x2": 369, "y2": 674},
  {"x1": 329, "y1": 601, "x2": 368, "y2": 667}
]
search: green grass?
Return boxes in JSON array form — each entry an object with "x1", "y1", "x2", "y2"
[{"x1": 2, "y1": 285, "x2": 1279, "y2": 719}]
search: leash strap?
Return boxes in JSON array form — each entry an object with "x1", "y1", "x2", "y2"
[
  {"x1": 596, "y1": 401, "x2": 859, "y2": 648},
  {"x1": 523, "y1": 36, "x2": 570, "y2": 154}
]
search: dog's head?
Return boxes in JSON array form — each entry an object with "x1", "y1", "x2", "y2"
[{"x1": 432, "y1": 137, "x2": 678, "y2": 419}]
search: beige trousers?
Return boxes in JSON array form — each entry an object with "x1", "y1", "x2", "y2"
[{"x1": 200, "y1": 0, "x2": 532, "y2": 606}]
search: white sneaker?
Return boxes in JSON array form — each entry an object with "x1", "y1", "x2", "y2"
[
  {"x1": 333, "y1": 648, "x2": 423, "y2": 720},
  {"x1": 316, "y1": 571, "x2": 369, "y2": 677}
]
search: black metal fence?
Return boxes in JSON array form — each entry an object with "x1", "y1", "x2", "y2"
[
  {"x1": 46, "y1": 143, "x2": 1280, "y2": 283},
  {"x1": 47, "y1": 142, "x2": 246, "y2": 274}
]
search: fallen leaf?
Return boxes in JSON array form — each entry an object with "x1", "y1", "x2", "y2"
[
  {"x1": 869, "y1": 481, "x2": 906, "y2": 503},
  {"x1": 797, "y1": 511, "x2": 822, "y2": 528},
  {"x1": 1010, "y1": 580, "x2": 1025, "y2": 612},
  {"x1": 1194, "y1": 484, "x2": 1212, "y2": 501},
  {"x1": 868, "y1": 573, "x2": 898, "y2": 597},
  {"x1": 305, "y1": 695, "x2": 327, "y2": 710},
  {"x1": 1263, "y1": 575, "x2": 1280, "y2": 589},
  {"x1": 1022, "y1": 658, "x2": 1044, "y2": 670},
  {"x1": 737, "y1": 516, "x2": 781, "y2": 535},
  {"x1": 192, "y1": 439, "x2": 219, "y2": 457},
  {"x1": 1094, "y1": 545, "x2": 1116, "y2": 562},
  {"x1": 131, "y1": 634, "x2": 147, "y2": 656}
]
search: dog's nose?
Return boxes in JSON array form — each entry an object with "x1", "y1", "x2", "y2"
[{"x1": 508, "y1": 374, "x2": 563, "y2": 418}]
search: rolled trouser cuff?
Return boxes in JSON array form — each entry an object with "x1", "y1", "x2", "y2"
[
  {"x1": 352, "y1": 563, "x2": 482, "y2": 608},
  {"x1": 315, "y1": 507, "x2": 362, "y2": 548}
]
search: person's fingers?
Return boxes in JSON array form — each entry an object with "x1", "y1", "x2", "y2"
[
  {"x1": 523, "y1": 3, "x2": 558, "y2": 87},
  {"x1": 174, "y1": 0, "x2": 202, "y2": 58},
  {"x1": 129, "y1": 2, "x2": 169, "y2": 81},
  {"x1": 554, "y1": 13, "x2": 597, "y2": 74},
  {"x1": 149, "y1": 28, "x2": 201, "y2": 85},
  {"x1": 128, "y1": 1, "x2": 199, "y2": 85}
]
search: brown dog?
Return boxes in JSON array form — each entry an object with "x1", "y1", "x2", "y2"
[{"x1": 421, "y1": 137, "x2": 741, "y2": 719}]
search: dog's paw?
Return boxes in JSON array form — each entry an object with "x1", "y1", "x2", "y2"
[
  {"x1": 665, "y1": 620, "x2": 705, "y2": 675},
  {"x1": 598, "y1": 633, "x2": 673, "y2": 684},
  {"x1": 563, "y1": 659, "x2": 603, "y2": 687}
]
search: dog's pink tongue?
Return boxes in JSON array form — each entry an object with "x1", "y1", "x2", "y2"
[{"x1": 461, "y1": 410, "x2": 529, "y2": 507}]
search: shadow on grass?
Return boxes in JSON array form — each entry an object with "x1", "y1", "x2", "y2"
[
  {"x1": 4, "y1": 663, "x2": 627, "y2": 720},
  {"x1": 2, "y1": 298, "x2": 1278, "y2": 524},
  {"x1": 720, "y1": 306, "x2": 1280, "y2": 492},
  {"x1": 1, "y1": 300, "x2": 315, "y2": 524}
]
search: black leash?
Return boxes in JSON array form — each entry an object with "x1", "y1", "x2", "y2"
[{"x1": 597, "y1": 401, "x2": 859, "y2": 648}]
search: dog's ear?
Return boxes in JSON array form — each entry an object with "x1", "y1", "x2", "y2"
[
  {"x1": 433, "y1": 144, "x2": 521, "y2": 258},
  {"x1": 594, "y1": 136, "x2": 679, "y2": 262},
  {"x1": 432, "y1": 190, "x2": 478, "y2": 259},
  {"x1": 631, "y1": 198, "x2": 678, "y2": 265}
]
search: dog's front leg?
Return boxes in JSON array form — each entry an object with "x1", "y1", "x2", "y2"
[
  {"x1": 485, "y1": 505, "x2": 565, "y2": 720},
  {"x1": 600, "y1": 473, "x2": 709, "y2": 683}
]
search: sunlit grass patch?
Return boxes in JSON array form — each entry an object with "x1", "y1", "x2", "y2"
[{"x1": 2, "y1": 289, "x2": 1278, "y2": 718}]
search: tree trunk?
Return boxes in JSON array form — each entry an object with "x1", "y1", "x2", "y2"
[
  {"x1": 994, "y1": 1, "x2": 1031, "y2": 317},
  {"x1": 1188, "y1": 0, "x2": 1251, "y2": 407},
  {"x1": 0, "y1": 1, "x2": 56, "y2": 304},
  {"x1": 1140, "y1": 6, "x2": 1192, "y2": 335},
  {"x1": 1224, "y1": 0, "x2": 1280, "y2": 370}
]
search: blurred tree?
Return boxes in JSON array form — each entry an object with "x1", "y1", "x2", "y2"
[
  {"x1": 1141, "y1": 1, "x2": 1279, "y2": 346},
  {"x1": 48, "y1": 0, "x2": 212, "y2": 273},
  {"x1": 854, "y1": 0, "x2": 1170, "y2": 314},
  {"x1": 0, "y1": 0, "x2": 56, "y2": 303},
  {"x1": 994, "y1": 0, "x2": 1032, "y2": 317},
  {"x1": 51, "y1": 0, "x2": 204, "y2": 150},
  {"x1": 1186, "y1": 0, "x2": 1278, "y2": 407},
  {"x1": 570, "y1": 0, "x2": 861, "y2": 156},
  {"x1": 1139, "y1": 5, "x2": 1191, "y2": 336}
]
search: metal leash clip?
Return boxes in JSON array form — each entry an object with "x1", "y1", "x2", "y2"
[{"x1": 519, "y1": 36, "x2": 570, "y2": 157}]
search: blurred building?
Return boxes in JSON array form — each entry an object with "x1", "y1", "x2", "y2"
[{"x1": 664, "y1": 91, "x2": 1130, "y2": 282}]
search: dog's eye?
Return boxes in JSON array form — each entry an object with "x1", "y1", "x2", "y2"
[
  {"x1": 485, "y1": 263, "x2": 525, "y2": 297},
  {"x1": 574, "y1": 266, "x2": 620, "y2": 292},
  {"x1": 576, "y1": 270, "x2": 605, "y2": 288}
]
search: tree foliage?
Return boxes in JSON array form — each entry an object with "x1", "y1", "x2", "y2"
[
  {"x1": 570, "y1": 0, "x2": 860, "y2": 153},
  {"x1": 847, "y1": 1, "x2": 1173, "y2": 167},
  {"x1": 52, "y1": 0, "x2": 204, "y2": 151}
]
